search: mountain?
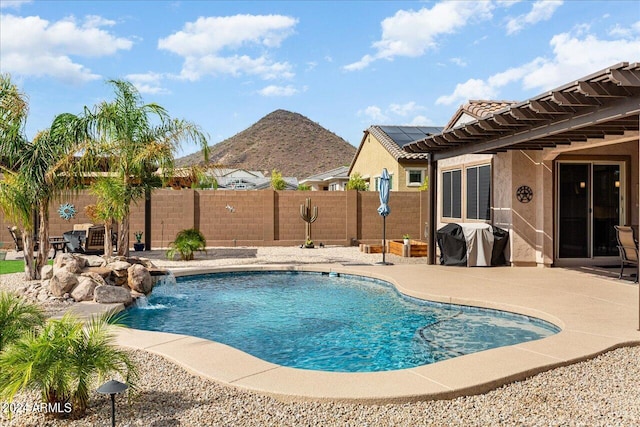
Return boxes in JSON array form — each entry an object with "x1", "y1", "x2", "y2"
[{"x1": 175, "y1": 109, "x2": 357, "y2": 179}]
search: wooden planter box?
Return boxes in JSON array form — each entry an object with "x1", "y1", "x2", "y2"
[
  {"x1": 388, "y1": 240, "x2": 428, "y2": 257},
  {"x1": 359, "y1": 243, "x2": 385, "y2": 254}
]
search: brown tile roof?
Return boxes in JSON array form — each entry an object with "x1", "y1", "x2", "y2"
[{"x1": 444, "y1": 100, "x2": 517, "y2": 130}]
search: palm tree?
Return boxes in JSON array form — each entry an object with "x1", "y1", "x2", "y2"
[
  {"x1": 0, "y1": 311, "x2": 137, "y2": 418},
  {"x1": 0, "y1": 292, "x2": 45, "y2": 352},
  {"x1": 55, "y1": 80, "x2": 210, "y2": 256},
  {"x1": 0, "y1": 75, "x2": 73, "y2": 279}
]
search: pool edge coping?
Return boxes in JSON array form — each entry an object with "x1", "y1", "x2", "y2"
[{"x1": 107, "y1": 263, "x2": 640, "y2": 404}]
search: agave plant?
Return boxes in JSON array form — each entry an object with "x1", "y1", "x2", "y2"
[
  {"x1": 166, "y1": 228, "x2": 207, "y2": 261},
  {"x1": 0, "y1": 311, "x2": 137, "y2": 418},
  {"x1": 0, "y1": 291, "x2": 45, "y2": 352}
]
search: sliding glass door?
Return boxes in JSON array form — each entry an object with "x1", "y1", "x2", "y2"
[{"x1": 557, "y1": 162, "x2": 623, "y2": 261}]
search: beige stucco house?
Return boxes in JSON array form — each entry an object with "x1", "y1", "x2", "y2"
[
  {"x1": 404, "y1": 62, "x2": 640, "y2": 268},
  {"x1": 348, "y1": 125, "x2": 443, "y2": 191}
]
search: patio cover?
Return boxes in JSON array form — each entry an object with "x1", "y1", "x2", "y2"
[{"x1": 404, "y1": 62, "x2": 640, "y2": 161}]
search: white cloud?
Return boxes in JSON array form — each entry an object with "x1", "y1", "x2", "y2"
[
  {"x1": 179, "y1": 55, "x2": 293, "y2": 81},
  {"x1": 0, "y1": 0, "x2": 32, "y2": 9},
  {"x1": 258, "y1": 85, "x2": 298, "y2": 97},
  {"x1": 125, "y1": 72, "x2": 170, "y2": 95},
  {"x1": 0, "y1": 14, "x2": 133, "y2": 83},
  {"x1": 359, "y1": 102, "x2": 431, "y2": 125},
  {"x1": 450, "y1": 57, "x2": 467, "y2": 67},
  {"x1": 344, "y1": 2, "x2": 493, "y2": 71},
  {"x1": 359, "y1": 106, "x2": 388, "y2": 122},
  {"x1": 436, "y1": 25, "x2": 640, "y2": 106},
  {"x1": 158, "y1": 14, "x2": 298, "y2": 81},
  {"x1": 388, "y1": 101, "x2": 423, "y2": 117},
  {"x1": 436, "y1": 79, "x2": 497, "y2": 106},
  {"x1": 506, "y1": 0, "x2": 563, "y2": 35},
  {"x1": 409, "y1": 115, "x2": 435, "y2": 126}
]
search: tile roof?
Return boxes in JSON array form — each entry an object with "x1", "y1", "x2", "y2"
[
  {"x1": 367, "y1": 125, "x2": 444, "y2": 160},
  {"x1": 444, "y1": 100, "x2": 517, "y2": 129},
  {"x1": 300, "y1": 166, "x2": 349, "y2": 183}
]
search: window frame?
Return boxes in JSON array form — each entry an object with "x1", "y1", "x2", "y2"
[
  {"x1": 441, "y1": 168, "x2": 462, "y2": 220},
  {"x1": 406, "y1": 168, "x2": 426, "y2": 187},
  {"x1": 465, "y1": 163, "x2": 491, "y2": 221}
]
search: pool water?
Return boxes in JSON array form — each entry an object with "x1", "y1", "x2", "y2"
[{"x1": 123, "y1": 271, "x2": 559, "y2": 372}]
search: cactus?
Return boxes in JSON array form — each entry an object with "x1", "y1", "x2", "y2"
[{"x1": 299, "y1": 197, "x2": 318, "y2": 246}]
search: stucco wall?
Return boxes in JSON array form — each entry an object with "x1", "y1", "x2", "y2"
[{"x1": 350, "y1": 133, "x2": 429, "y2": 191}]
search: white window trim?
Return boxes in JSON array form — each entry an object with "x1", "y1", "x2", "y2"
[{"x1": 406, "y1": 168, "x2": 426, "y2": 187}]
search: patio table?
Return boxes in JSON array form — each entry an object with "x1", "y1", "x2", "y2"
[{"x1": 48, "y1": 236, "x2": 66, "y2": 258}]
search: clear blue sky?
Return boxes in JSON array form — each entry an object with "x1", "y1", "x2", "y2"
[{"x1": 1, "y1": 0, "x2": 639, "y2": 157}]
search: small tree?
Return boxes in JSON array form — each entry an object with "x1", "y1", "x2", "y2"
[
  {"x1": 297, "y1": 183, "x2": 311, "y2": 191},
  {"x1": 0, "y1": 311, "x2": 137, "y2": 418},
  {"x1": 346, "y1": 172, "x2": 368, "y2": 191},
  {"x1": 166, "y1": 228, "x2": 207, "y2": 261},
  {"x1": 271, "y1": 169, "x2": 287, "y2": 190}
]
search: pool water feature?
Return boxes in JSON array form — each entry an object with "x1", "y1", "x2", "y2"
[{"x1": 123, "y1": 271, "x2": 559, "y2": 372}]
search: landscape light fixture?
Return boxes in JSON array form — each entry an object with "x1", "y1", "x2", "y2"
[{"x1": 97, "y1": 379, "x2": 128, "y2": 427}]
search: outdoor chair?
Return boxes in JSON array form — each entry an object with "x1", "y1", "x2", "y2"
[
  {"x1": 7, "y1": 226, "x2": 23, "y2": 252},
  {"x1": 6, "y1": 226, "x2": 39, "y2": 252},
  {"x1": 84, "y1": 225, "x2": 106, "y2": 255},
  {"x1": 614, "y1": 225, "x2": 638, "y2": 282}
]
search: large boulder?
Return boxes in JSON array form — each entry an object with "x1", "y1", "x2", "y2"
[
  {"x1": 40, "y1": 264, "x2": 54, "y2": 280},
  {"x1": 107, "y1": 261, "x2": 132, "y2": 286},
  {"x1": 80, "y1": 271, "x2": 108, "y2": 287},
  {"x1": 70, "y1": 276, "x2": 97, "y2": 302},
  {"x1": 82, "y1": 255, "x2": 107, "y2": 267},
  {"x1": 49, "y1": 269, "x2": 79, "y2": 297},
  {"x1": 127, "y1": 264, "x2": 153, "y2": 295},
  {"x1": 94, "y1": 285, "x2": 132, "y2": 305},
  {"x1": 54, "y1": 253, "x2": 87, "y2": 274}
]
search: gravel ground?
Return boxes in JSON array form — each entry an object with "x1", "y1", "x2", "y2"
[{"x1": 2, "y1": 246, "x2": 640, "y2": 426}]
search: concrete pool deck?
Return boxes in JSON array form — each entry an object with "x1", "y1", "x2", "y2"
[{"x1": 110, "y1": 262, "x2": 640, "y2": 404}]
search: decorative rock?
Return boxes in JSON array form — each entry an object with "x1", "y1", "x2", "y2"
[
  {"x1": 108, "y1": 261, "x2": 132, "y2": 277},
  {"x1": 37, "y1": 289, "x2": 49, "y2": 301},
  {"x1": 94, "y1": 284, "x2": 132, "y2": 305},
  {"x1": 82, "y1": 267, "x2": 112, "y2": 280},
  {"x1": 83, "y1": 255, "x2": 107, "y2": 267},
  {"x1": 40, "y1": 265, "x2": 54, "y2": 280},
  {"x1": 49, "y1": 268, "x2": 79, "y2": 297},
  {"x1": 128, "y1": 264, "x2": 153, "y2": 294},
  {"x1": 70, "y1": 276, "x2": 97, "y2": 302},
  {"x1": 80, "y1": 271, "x2": 108, "y2": 287},
  {"x1": 54, "y1": 253, "x2": 87, "y2": 274}
]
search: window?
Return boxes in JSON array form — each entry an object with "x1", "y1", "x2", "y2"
[
  {"x1": 466, "y1": 164, "x2": 491, "y2": 220},
  {"x1": 442, "y1": 169, "x2": 462, "y2": 218},
  {"x1": 374, "y1": 175, "x2": 393, "y2": 191},
  {"x1": 407, "y1": 169, "x2": 424, "y2": 186}
]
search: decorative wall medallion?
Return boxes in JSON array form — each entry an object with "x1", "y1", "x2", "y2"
[
  {"x1": 516, "y1": 185, "x2": 533, "y2": 203},
  {"x1": 58, "y1": 203, "x2": 77, "y2": 220}
]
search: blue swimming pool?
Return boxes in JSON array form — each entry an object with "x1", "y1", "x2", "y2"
[{"x1": 123, "y1": 271, "x2": 560, "y2": 372}]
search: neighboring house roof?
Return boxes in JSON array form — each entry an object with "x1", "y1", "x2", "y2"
[
  {"x1": 349, "y1": 125, "x2": 444, "y2": 174},
  {"x1": 444, "y1": 100, "x2": 517, "y2": 130},
  {"x1": 299, "y1": 166, "x2": 349, "y2": 184}
]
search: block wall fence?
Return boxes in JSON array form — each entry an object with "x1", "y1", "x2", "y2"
[{"x1": 1, "y1": 189, "x2": 430, "y2": 249}]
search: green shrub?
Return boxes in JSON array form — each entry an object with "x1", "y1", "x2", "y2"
[
  {"x1": 0, "y1": 311, "x2": 137, "y2": 418},
  {"x1": 346, "y1": 172, "x2": 368, "y2": 191},
  {"x1": 166, "y1": 228, "x2": 207, "y2": 261},
  {"x1": 0, "y1": 291, "x2": 44, "y2": 352}
]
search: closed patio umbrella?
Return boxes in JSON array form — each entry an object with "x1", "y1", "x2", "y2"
[{"x1": 377, "y1": 168, "x2": 391, "y2": 265}]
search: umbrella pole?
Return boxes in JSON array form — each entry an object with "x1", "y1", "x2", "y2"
[{"x1": 382, "y1": 215, "x2": 386, "y2": 264}]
